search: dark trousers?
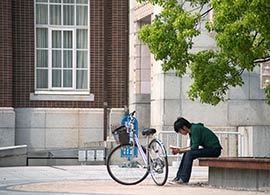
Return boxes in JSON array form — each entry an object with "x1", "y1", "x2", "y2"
[{"x1": 176, "y1": 148, "x2": 221, "y2": 183}]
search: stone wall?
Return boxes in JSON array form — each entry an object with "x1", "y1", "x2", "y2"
[
  {"x1": 0, "y1": 108, "x2": 15, "y2": 147},
  {"x1": 129, "y1": 1, "x2": 270, "y2": 158},
  {"x1": 15, "y1": 108, "x2": 124, "y2": 151}
]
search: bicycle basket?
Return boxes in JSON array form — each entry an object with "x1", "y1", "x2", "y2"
[{"x1": 112, "y1": 125, "x2": 129, "y2": 145}]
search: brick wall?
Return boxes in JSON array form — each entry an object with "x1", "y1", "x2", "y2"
[
  {"x1": 0, "y1": 1, "x2": 13, "y2": 107},
  {"x1": 11, "y1": 0, "x2": 128, "y2": 108},
  {"x1": 109, "y1": 0, "x2": 129, "y2": 107}
]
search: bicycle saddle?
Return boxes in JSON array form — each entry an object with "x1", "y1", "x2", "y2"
[{"x1": 142, "y1": 128, "x2": 156, "y2": 136}]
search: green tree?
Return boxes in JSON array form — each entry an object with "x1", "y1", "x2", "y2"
[{"x1": 138, "y1": 0, "x2": 270, "y2": 105}]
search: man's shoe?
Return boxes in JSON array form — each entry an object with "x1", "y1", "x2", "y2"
[
  {"x1": 175, "y1": 178, "x2": 186, "y2": 184},
  {"x1": 168, "y1": 178, "x2": 186, "y2": 185}
]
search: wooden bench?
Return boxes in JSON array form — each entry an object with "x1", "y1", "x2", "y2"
[{"x1": 198, "y1": 157, "x2": 270, "y2": 191}]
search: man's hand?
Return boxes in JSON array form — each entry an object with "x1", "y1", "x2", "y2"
[
  {"x1": 171, "y1": 148, "x2": 181, "y2": 155},
  {"x1": 170, "y1": 145, "x2": 190, "y2": 155}
]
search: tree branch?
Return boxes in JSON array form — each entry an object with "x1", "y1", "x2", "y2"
[
  {"x1": 238, "y1": 68, "x2": 245, "y2": 76},
  {"x1": 254, "y1": 57, "x2": 270, "y2": 63},
  {"x1": 257, "y1": 38, "x2": 265, "y2": 47},
  {"x1": 252, "y1": 32, "x2": 258, "y2": 45},
  {"x1": 201, "y1": 7, "x2": 213, "y2": 18}
]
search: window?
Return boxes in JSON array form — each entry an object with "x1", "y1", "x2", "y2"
[
  {"x1": 260, "y1": 62, "x2": 270, "y2": 89},
  {"x1": 35, "y1": 0, "x2": 89, "y2": 93}
]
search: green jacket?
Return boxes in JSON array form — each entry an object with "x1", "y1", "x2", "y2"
[{"x1": 189, "y1": 123, "x2": 222, "y2": 150}]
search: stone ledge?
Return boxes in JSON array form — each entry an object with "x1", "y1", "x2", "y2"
[
  {"x1": 0, "y1": 145, "x2": 27, "y2": 166},
  {"x1": 0, "y1": 145, "x2": 27, "y2": 158}
]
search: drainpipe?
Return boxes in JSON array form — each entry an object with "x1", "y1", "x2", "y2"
[{"x1": 103, "y1": 0, "x2": 110, "y2": 141}]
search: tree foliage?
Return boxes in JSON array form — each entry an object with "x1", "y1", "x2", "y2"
[{"x1": 137, "y1": 0, "x2": 270, "y2": 105}]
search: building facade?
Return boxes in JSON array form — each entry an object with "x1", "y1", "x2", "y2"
[
  {"x1": 129, "y1": 1, "x2": 270, "y2": 157},
  {"x1": 0, "y1": 0, "x2": 128, "y2": 153}
]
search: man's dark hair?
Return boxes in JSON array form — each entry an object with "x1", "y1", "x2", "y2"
[{"x1": 174, "y1": 117, "x2": 192, "y2": 132}]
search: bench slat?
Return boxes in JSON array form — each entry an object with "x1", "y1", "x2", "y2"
[{"x1": 199, "y1": 157, "x2": 270, "y2": 170}]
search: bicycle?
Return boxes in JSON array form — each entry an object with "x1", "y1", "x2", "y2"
[{"x1": 106, "y1": 111, "x2": 169, "y2": 186}]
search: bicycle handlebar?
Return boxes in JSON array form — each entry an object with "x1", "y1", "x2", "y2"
[{"x1": 130, "y1": 111, "x2": 136, "y2": 116}]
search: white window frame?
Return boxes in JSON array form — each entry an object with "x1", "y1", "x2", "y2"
[
  {"x1": 34, "y1": 0, "x2": 90, "y2": 95},
  {"x1": 48, "y1": 28, "x2": 75, "y2": 90}
]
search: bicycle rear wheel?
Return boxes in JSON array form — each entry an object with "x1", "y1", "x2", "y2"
[
  {"x1": 106, "y1": 144, "x2": 149, "y2": 185},
  {"x1": 148, "y1": 139, "x2": 168, "y2": 186}
]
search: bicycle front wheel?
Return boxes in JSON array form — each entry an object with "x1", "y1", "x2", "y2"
[
  {"x1": 148, "y1": 139, "x2": 169, "y2": 186},
  {"x1": 106, "y1": 144, "x2": 149, "y2": 185}
]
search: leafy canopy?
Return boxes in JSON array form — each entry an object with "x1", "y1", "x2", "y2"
[{"x1": 137, "y1": 0, "x2": 270, "y2": 105}]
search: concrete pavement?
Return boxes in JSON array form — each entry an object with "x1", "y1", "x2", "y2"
[{"x1": 0, "y1": 165, "x2": 268, "y2": 195}]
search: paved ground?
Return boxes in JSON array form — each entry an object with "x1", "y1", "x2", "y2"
[{"x1": 0, "y1": 165, "x2": 268, "y2": 195}]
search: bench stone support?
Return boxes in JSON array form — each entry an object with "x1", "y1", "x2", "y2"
[
  {"x1": 199, "y1": 157, "x2": 270, "y2": 191},
  {"x1": 209, "y1": 167, "x2": 270, "y2": 191}
]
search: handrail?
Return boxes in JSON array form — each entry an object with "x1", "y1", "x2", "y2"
[{"x1": 158, "y1": 130, "x2": 244, "y2": 159}]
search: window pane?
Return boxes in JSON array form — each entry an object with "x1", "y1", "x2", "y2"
[
  {"x1": 37, "y1": 50, "x2": 48, "y2": 67},
  {"x1": 52, "y1": 70, "x2": 61, "y2": 87},
  {"x1": 63, "y1": 5, "x2": 74, "y2": 25},
  {"x1": 63, "y1": 31, "x2": 72, "y2": 48},
  {"x1": 76, "y1": 6, "x2": 88, "y2": 25},
  {"x1": 36, "y1": 4, "x2": 48, "y2": 24},
  {"x1": 52, "y1": 50, "x2": 62, "y2": 68},
  {"x1": 37, "y1": 69, "x2": 48, "y2": 88},
  {"x1": 76, "y1": 70, "x2": 87, "y2": 89},
  {"x1": 36, "y1": 0, "x2": 48, "y2": 2},
  {"x1": 36, "y1": 28, "x2": 48, "y2": 48},
  {"x1": 77, "y1": 51, "x2": 87, "y2": 68},
  {"x1": 76, "y1": 29, "x2": 87, "y2": 49},
  {"x1": 52, "y1": 31, "x2": 62, "y2": 48},
  {"x1": 63, "y1": 50, "x2": 72, "y2": 68},
  {"x1": 76, "y1": 0, "x2": 88, "y2": 4},
  {"x1": 64, "y1": 0, "x2": 74, "y2": 3},
  {"x1": 63, "y1": 70, "x2": 72, "y2": 87},
  {"x1": 50, "y1": 0, "x2": 61, "y2": 3},
  {"x1": 50, "y1": 5, "x2": 61, "y2": 25}
]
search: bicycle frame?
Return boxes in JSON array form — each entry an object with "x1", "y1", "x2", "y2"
[
  {"x1": 133, "y1": 134, "x2": 148, "y2": 165},
  {"x1": 124, "y1": 112, "x2": 163, "y2": 168},
  {"x1": 121, "y1": 112, "x2": 147, "y2": 164}
]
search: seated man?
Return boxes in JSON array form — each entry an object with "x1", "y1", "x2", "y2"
[{"x1": 171, "y1": 117, "x2": 222, "y2": 184}]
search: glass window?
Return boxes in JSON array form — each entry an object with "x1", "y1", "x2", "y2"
[
  {"x1": 63, "y1": 50, "x2": 72, "y2": 68},
  {"x1": 63, "y1": 31, "x2": 72, "y2": 48},
  {"x1": 52, "y1": 69, "x2": 62, "y2": 87},
  {"x1": 63, "y1": 70, "x2": 72, "y2": 87},
  {"x1": 52, "y1": 31, "x2": 62, "y2": 48},
  {"x1": 76, "y1": 70, "x2": 87, "y2": 89},
  {"x1": 36, "y1": 4, "x2": 48, "y2": 24},
  {"x1": 77, "y1": 0, "x2": 88, "y2": 4},
  {"x1": 52, "y1": 50, "x2": 62, "y2": 68},
  {"x1": 77, "y1": 51, "x2": 87, "y2": 68},
  {"x1": 64, "y1": 0, "x2": 74, "y2": 3},
  {"x1": 36, "y1": 50, "x2": 48, "y2": 67},
  {"x1": 36, "y1": 28, "x2": 48, "y2": 48},
  {"x1": 50, "y1": 5, "x2": 61, "y2": 25},
  {"x1": 76, "y1": 6, "x2": 88, "y2": 25},
  {"x1": 35, "y1": 0, "x2": 89, "y2": 91},
  {"x1": 77, "y1": 29, "x2": 87, "y2": 49},
  {"x1": 63, "y1": 5, "x2": 74, "y2": 25},
  {"x1": 36, "y1": 0, "x2": 48, "y2": 2},
  {"x1": 50, "y1": 0, "x2": 61, "y2": 3},
  {"x1": 37, "y1": 69, "x2": 48, "y2": 88}
]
